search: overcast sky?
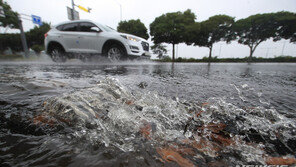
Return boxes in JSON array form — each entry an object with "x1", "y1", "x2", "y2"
[{"x1": 4, "y1": 0, "x2": 296, "y2": 58}]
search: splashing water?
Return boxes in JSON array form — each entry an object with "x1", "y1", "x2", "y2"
[
  {"x1": 42, "y1": 77, "x2": 191, "y2": 152},
  {"x1": 38, "y1": 77, "x2": 296, "y2": 166},
  {"x1": 190, "y1": 97, "x2": 296, "y2": 164}
]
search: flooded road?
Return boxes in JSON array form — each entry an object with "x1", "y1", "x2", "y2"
[{"x1": 0, "y1": 61, "x2": 296, "y2": 166}]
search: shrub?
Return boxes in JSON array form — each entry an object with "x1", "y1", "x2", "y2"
[{"x1": 31, "y1": 45, "x2": 44, "y2": 54}]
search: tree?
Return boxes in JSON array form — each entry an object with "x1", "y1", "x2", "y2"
[
  {"x1": 150, "y1": 9, "x2": 196, "y2": 62},
  {"x1": 187, "y1": 15, "x2": 234, "y2": 62},
  {"x1": 273, "y1": 11, "x2": 296, "y2": 43},
  {"x1": 0, "y1": 0, "x2": 19, "y2": 29},
  {"x1": 27, "y1": 22, "x2": 51, "y2": 47},
  {"x1": 151, "y1": 43, "x2": 167, "y2": 59},
  {"x1": 117, "y1": 19, "x2": 149, "y2": 40},
  {"x1": 31, "y1": 44, "x2": 43, "y2": 54},
  {"x1": 232, "y1": 13, "x2": 279, "y2": 61},
  {"x1": 184, "y1": 22, "x2": 201, "y2": 46}
]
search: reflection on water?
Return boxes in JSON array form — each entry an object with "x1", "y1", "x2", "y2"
[
  {"x1": 1, "y1": 62, "x2": 296, "y2": 166},
  {"x1": 103, "y1": 66, "x2": 128, "y2": 75}
]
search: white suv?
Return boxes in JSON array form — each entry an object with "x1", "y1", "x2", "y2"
[{"x1": 45, "y1": 20, "x2": 151, "y2": 62}]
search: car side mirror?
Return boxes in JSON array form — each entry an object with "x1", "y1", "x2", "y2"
[{"x1": 90, "y1": 27, "x2": 100, "y2": 32}]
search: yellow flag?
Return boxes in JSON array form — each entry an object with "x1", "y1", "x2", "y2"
[{"x1": 78, "y1": 5, "x2": 89, "y2": 13}]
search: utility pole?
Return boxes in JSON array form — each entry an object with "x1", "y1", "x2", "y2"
[
  {"x1": 176, "y1": 44, "x2": 178, "y2": 59},
  {"x1": 113, "y1": 0, "x2": 122, "y2": 21},
  {"x1": 71, "y1": 0, "x2": 75, "y2": 20},
  {"x1": 260, "y1": 47, "x2": 276, "y2": 58},
  {"x1": 17, "y1": 15, "x2": 29, "y2": 58},
  {"x1": 69, "y1": 0, "x2": 91, "y2": 20},
  {"x1": 266, "y1": 48, "x2": 270, "y2": 58},
  {"x1": 281, "y1": 41, "x2": 286, "y2": 56},
  {"x1": 218, "y1": 44, "x2": 222, "y2": 57},
  {"x1": 119, "y1": 4, "x2": 122, "y2": 21}
]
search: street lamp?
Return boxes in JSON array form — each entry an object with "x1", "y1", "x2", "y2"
[
  {"x1": 71, "y1": 0, "x2": 75, "y2": 20},
  {"x1": 113, "y1": 0, "x2": 122, "y2": 21},
  {"x1": 119, "y1": 3, "x2": 122, "y2": 21}
]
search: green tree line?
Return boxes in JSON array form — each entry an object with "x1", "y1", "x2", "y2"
[{"x1": 118, "y1": 10, "x2": 296, "y2": 62}]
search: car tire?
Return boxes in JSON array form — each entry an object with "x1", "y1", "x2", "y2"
[
  {"x1": 49, "y1": 47, "x2": 67, "y2": 63},
  {"x1": 105, "y1": 44, "x2": 127, "y2": 62}
]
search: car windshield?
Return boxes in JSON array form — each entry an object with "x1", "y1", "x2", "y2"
[{"x1": 99, "y1": 24, "x2": 116, "y2": 32}]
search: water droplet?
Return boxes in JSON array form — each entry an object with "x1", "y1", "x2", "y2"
[
  {"x1": 269, "y1": 132, "x2": 276, "y2": 140},
  {"x1": 212, "y1": 120, "x2": 219, "y2": 124}
]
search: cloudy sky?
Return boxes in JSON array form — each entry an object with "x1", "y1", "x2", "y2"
[{"x1": 5, "y1": 0, "x2": 296, "y2": 58}]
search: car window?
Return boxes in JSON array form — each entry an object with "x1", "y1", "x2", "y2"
[
  {"x1": 61, "y1": 23, "x2": 78, "y2": 31},
  {"x1": 56, "y1": 25, "x2": 63, "y2": 31},
  {"x1": 79, "y1": 22, "x2": 100, "y2": 32}
]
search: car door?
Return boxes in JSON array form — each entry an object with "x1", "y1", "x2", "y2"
[
  {"x1": 77, "y1": 22, "x2": 103, "y2": 53},
  {"x1": 59, "y1": 23, "x2": 81, "y2": 52}
]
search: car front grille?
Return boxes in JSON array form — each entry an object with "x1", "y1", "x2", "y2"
[{"x1": 141, "y1": 41, "x2": 149, "y2": 51}]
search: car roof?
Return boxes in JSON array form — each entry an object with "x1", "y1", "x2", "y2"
[{"x1": 54, "y1": 19, "x2": 97, "y2": 27}]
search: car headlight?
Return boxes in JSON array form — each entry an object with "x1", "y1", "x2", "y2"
[
  {"x1": 127, "y1": 36, "x2": 140, "y2": 42},
  {"x1": 121, "y1": 35, "x2": 140, "y2": 42}
]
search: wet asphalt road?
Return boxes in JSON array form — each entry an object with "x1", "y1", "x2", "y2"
[{"x1": 0, "y1": 60, "x2": 296, "y2": 166}]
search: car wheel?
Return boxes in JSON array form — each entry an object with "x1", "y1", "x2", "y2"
[
  {"x1": 50, "y1": 47, "x2": 67, "y2": 63},
  {"x1": 106, "y1": 44, "x2": 126, "y2": 62}
]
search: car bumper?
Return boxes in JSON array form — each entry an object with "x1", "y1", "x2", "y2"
[{"x1": 124, "y1": 41, "x2": 151, "y2": 58}]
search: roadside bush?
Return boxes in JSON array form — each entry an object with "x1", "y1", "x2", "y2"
[
  {"x1": 31, "y1": 45, "x2": 44, "y2": 54},
  {"x1": 0, "y1": 54, "x2": 23, "y2": 60},
  {"x1": 176, "y1": 57, "x2": 183, "y2": 62},
  {"x1": 153, "y1": 56, "x2": 296, "y2": 63},
  {"x1": 162, "y1": 56, "x2": 172, "y2": 62},
  {"x1": 0, "y1": 33, "x2": 22, "y2": 52}
]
